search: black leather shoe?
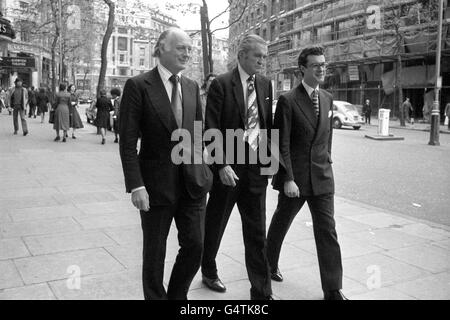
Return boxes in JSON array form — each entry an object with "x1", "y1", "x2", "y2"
[
  {"x1": 202, "y1": 275, "x2": 226, "y2": 293},
  {"x1": 250, "y1": 293, "x2": 274, "y2": 300},
  {"x1": 271, "y1": 268, "x2": 283, "y2": 282},
  {"x1": 324, "y1": 290, "x2": 348, "y2": 300},
  {"x1": 23, "y1": 131, "x2": 28, "y2": 136}
]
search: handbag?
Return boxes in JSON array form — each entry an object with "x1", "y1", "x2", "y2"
[{"x1": 49, "y1": 109, "x2": 55, "y2": 124}]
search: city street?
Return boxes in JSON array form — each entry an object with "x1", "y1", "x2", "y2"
[
  {"x1": 0, "y1": 106, "x2": 449, "y2": 300},
  {"x1": 332, "y1": 124, "x2": 450, "y2": 226}
]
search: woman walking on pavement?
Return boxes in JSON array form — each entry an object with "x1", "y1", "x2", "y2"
[
  {"x1": 68, "y1": 84, "x2": 84, "y2": 139},
  {"x1": 94, "y1": 89, "x2": 112, "y2": 145},
  {"x1": 53, "y1": 83, "x2": 71, "y2": 142},
  {"x1": 36, "y1": 87, "x2": 50, "y2": 123},
  {"x1": 110, "y1": 88, "x2": 121, "y2": 143}
]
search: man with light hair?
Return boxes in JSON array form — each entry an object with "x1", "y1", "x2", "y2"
[
  {"x1": 201, "y1": 34, "x2": 274, "y2": 300},
  {"x1": 119, "y1": 28, "x2": 212, "y2": 300}
]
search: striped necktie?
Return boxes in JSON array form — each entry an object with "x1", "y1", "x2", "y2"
[
  {"x1": 311, "y1": 89, "x2": 320, "y2": 117},
  {"x1": 246, "y1": 75, "x2": 259, "y2": 151},
  {"x1": 169, "y1": 74, "x2": 182, "y2": 128}
]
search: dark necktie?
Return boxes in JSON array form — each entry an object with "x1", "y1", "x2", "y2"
[
  {"x1": 246, "y1": 75, "x2": 259, "y2": 151},
  {"x1": 311, "y1": 89, "x2": 320, "y2": 117},
  {"x1": 169, "y1": 75, "x2": 182, "y2": 128}
]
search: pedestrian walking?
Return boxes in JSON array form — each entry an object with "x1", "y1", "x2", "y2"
[
  {"x1": 8, "y1": 78, "x2": 29, "y2": 136},
  {"x1": 119, "y1": 28, "x2": 212, "y2": 300},
  {"x1": 201, "y1": 34, "x2": 274, "y2": 300},
  {"x1": 68, "y1": 84, "x2": 84, "y2": 139},
  {"x1": 94, "y1": 89, "x2": 112, "y2": 145},
  {"x1": 110, "y1": 88, "x2": 121, "y2": 143},
  {"x1": 401, "y1": 97, "x2": 413, "y2": 124},
  {"x1": 53, "y1": 83, "x2": 71, "y2": 142},
  {"x1": 444, "y1": 101, "x2": 450, "y2": 130},
  {"x1": 362, "y1": 99, "x2": 372, "y2": 124},
  {"x1": 36, "y1": 87, "x2": 50, "y2": 123},
  {"x1": 267, "y1": 46, "x2": 347, "y2": 300},
  {"x1": 28, "y1": 86, "x2": 37, "y2": 118}
]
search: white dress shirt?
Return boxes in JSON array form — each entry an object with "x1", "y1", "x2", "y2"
[{"x1": 302, "y1": 80, "x2": 319, "y2": 100}]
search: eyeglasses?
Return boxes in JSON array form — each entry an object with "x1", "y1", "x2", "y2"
[{"x1": 307, "y1": 63, "x2": 328, "y2": 70}]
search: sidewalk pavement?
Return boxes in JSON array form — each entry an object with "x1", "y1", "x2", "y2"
[
  {"x1": 0, "y1": 109, "x2": 449, "y2": 300},
  {"x1": 366, "y1": 118, "x2": 450, "y2": 135}
]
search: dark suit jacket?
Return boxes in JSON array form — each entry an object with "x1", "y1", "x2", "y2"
[
  {"x1": 119, "y1": 67, "x2": 212, "y2": 206},
  {"x1": 272, "y1": 84, "x2": 334, "y2": 196},
  {"x1": 205, "y1": 67, "x2": 273, "y2": 183}
]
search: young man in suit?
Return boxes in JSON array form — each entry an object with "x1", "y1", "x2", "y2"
[
  {"x1": 119, "y1": 28, "x2": 212, "y2": 300},
  {"x1": 267, "y1": 46, "x2": 347, "y2": 300},
  {"x1": 201, "y1": 34, "x2": 274, "y2": 300}
]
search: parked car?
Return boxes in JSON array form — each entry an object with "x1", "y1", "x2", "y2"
[
  {"x1": 79, "y1": 96, "x2": 93, "y2": 104},
  {"x1": 332, "y1": 100, "x2": 364, "y2": 130}
]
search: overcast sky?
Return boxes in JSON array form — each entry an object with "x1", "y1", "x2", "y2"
[{"x1": 141, "y1": 0, "x2": 230, "y2": 39}]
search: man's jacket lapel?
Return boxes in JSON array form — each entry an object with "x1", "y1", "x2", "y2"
[{"x1": 144, "y1": 67, "x2": 178, "y2": 135}]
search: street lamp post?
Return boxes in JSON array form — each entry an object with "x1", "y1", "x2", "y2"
[{"x1": 429, "y1": 0, "x2": 444, "y2": 146}]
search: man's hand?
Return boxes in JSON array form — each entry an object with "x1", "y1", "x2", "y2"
[
  {"x1": 131, "y1": 188, "x2": 150, "y2": 212},
  {"x1": 284, "y1": 180, "x2": 300, "y2": 198},
  {"x1": 219, "y1": 165, "x2": 239, "y2": 187}
]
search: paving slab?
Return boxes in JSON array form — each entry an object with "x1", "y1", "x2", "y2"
[
  {"x1": 103, "y1": 225, "x2": 142, "y2": 245},
  {"x1": 389, "y1": 272, "x2": 450, "y2": 300},
  {"x1": 394, "y1": 223, "x2": 450, "y2": 242},
  {"x1": 343, "y1": 253, "x2": 432, "y2": 287},
  {"x1": 0, "y1": 218, "x2": 82, "y2": 239},
  {"x1": 8, "y1": 205, "x2": 85, "y2": 222},
  {"x1": 14, "y1": 248, "x2": 125, "y2": 285},
  {"x1": 346, "y1": 212, "x2": 416, "y2": 229},
  {"x1": 75, "y1": 200, "x2": 136, "y2": 215},
  {"x1": 73, "y1": 213, "x2": 140, "y2": 230},
  {"x1": 0, "y1": 283, "x2": 56, "y2": 300},
  {"x1": 344, "y1": 228, "x2": 429, "y2": 250},
  {"x1": 382, "y1": 244, "x2": 450, "y2": 273},
  {"x1": 350, "y1": 287, "x2": 416, "y2": 300},
  {"x1": 23, "y1": 231, "x2": 118, "y2": 255},
  {"x1": 0, "y1": 260, "x2": 23, "y2": 290},
  {"x1": 0, "y1": 238, "x2": 30, "y2": 260},
  {"x1": 49, "y1": 269, "x2": 143, "y2": 300}
]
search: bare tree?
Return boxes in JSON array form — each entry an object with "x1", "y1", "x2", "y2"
[{"x1": 97, "y1": 0, "x2": 115, "y2": 98}]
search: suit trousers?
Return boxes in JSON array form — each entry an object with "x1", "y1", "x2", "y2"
[
  {"x1": 140, "y1": 187, "x2": 206, "y2": 300},
  {"x1": 201, "y1": 170, "x2": 272, "y2": 298},
  {"x1": 13, "y1": 108, "x2": 28, "y2": 134},
  {"x1": 267, "y1": 192, "x2": 343, "y2": 291}
]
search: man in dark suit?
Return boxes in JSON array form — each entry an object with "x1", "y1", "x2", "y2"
[
  {"x1": 201, "y1": 34, "x2": 273, "y2": 300},
  {"x1": 268, "y1": 46, "x2": 347, "y2": 300},
  {"x1": 119, "y1": 28, "x2": 212, "y2": 300}
]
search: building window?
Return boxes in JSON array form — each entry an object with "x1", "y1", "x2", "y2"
[
  {"x1": 119, "y1": 54, "x2": 125, "y2": 63},
  {"x1": 119, "y1": 68, "x2": 127, "y2": 76},
  {"x1": 271, "y1": 0, "x2": 277, "y2": 16},
  {"x1": 118, "y1": 37, "x2": 128, "y2": 51},
  {"x1": 140, "y1": 58, "x2": 145, "y2": 67},
  {"x1": 118, "y1": 27, "x2": 127, "y2": 34}
]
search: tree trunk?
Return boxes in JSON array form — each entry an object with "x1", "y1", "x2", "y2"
[
  {"x1": 97, "y1": 0, "x2": 115, "y2": 98},
  {"x1": 200, "y1": 3, "x2": 210, "y2": 79},
  {"x1": 397, "y1": 53, "x2": 405, "y2": 126},
  {"x1": 50, "y1": 0, "x2": 60, "y2": 100}
]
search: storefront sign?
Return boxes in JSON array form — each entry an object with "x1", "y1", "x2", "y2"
[
  {"x1": 348, "y1": 65, "x2": 359, "y2": 81},
  {"x1": 0, "y1": 57, "x2": 36, "y2": 69},
  {"x1": 0, "y1": 17, "x2": 15, "y2": 40}
]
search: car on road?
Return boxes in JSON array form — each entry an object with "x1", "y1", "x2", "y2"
[{"x1": 332, "y1": 100, "x2": 364, "y2": 130}]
